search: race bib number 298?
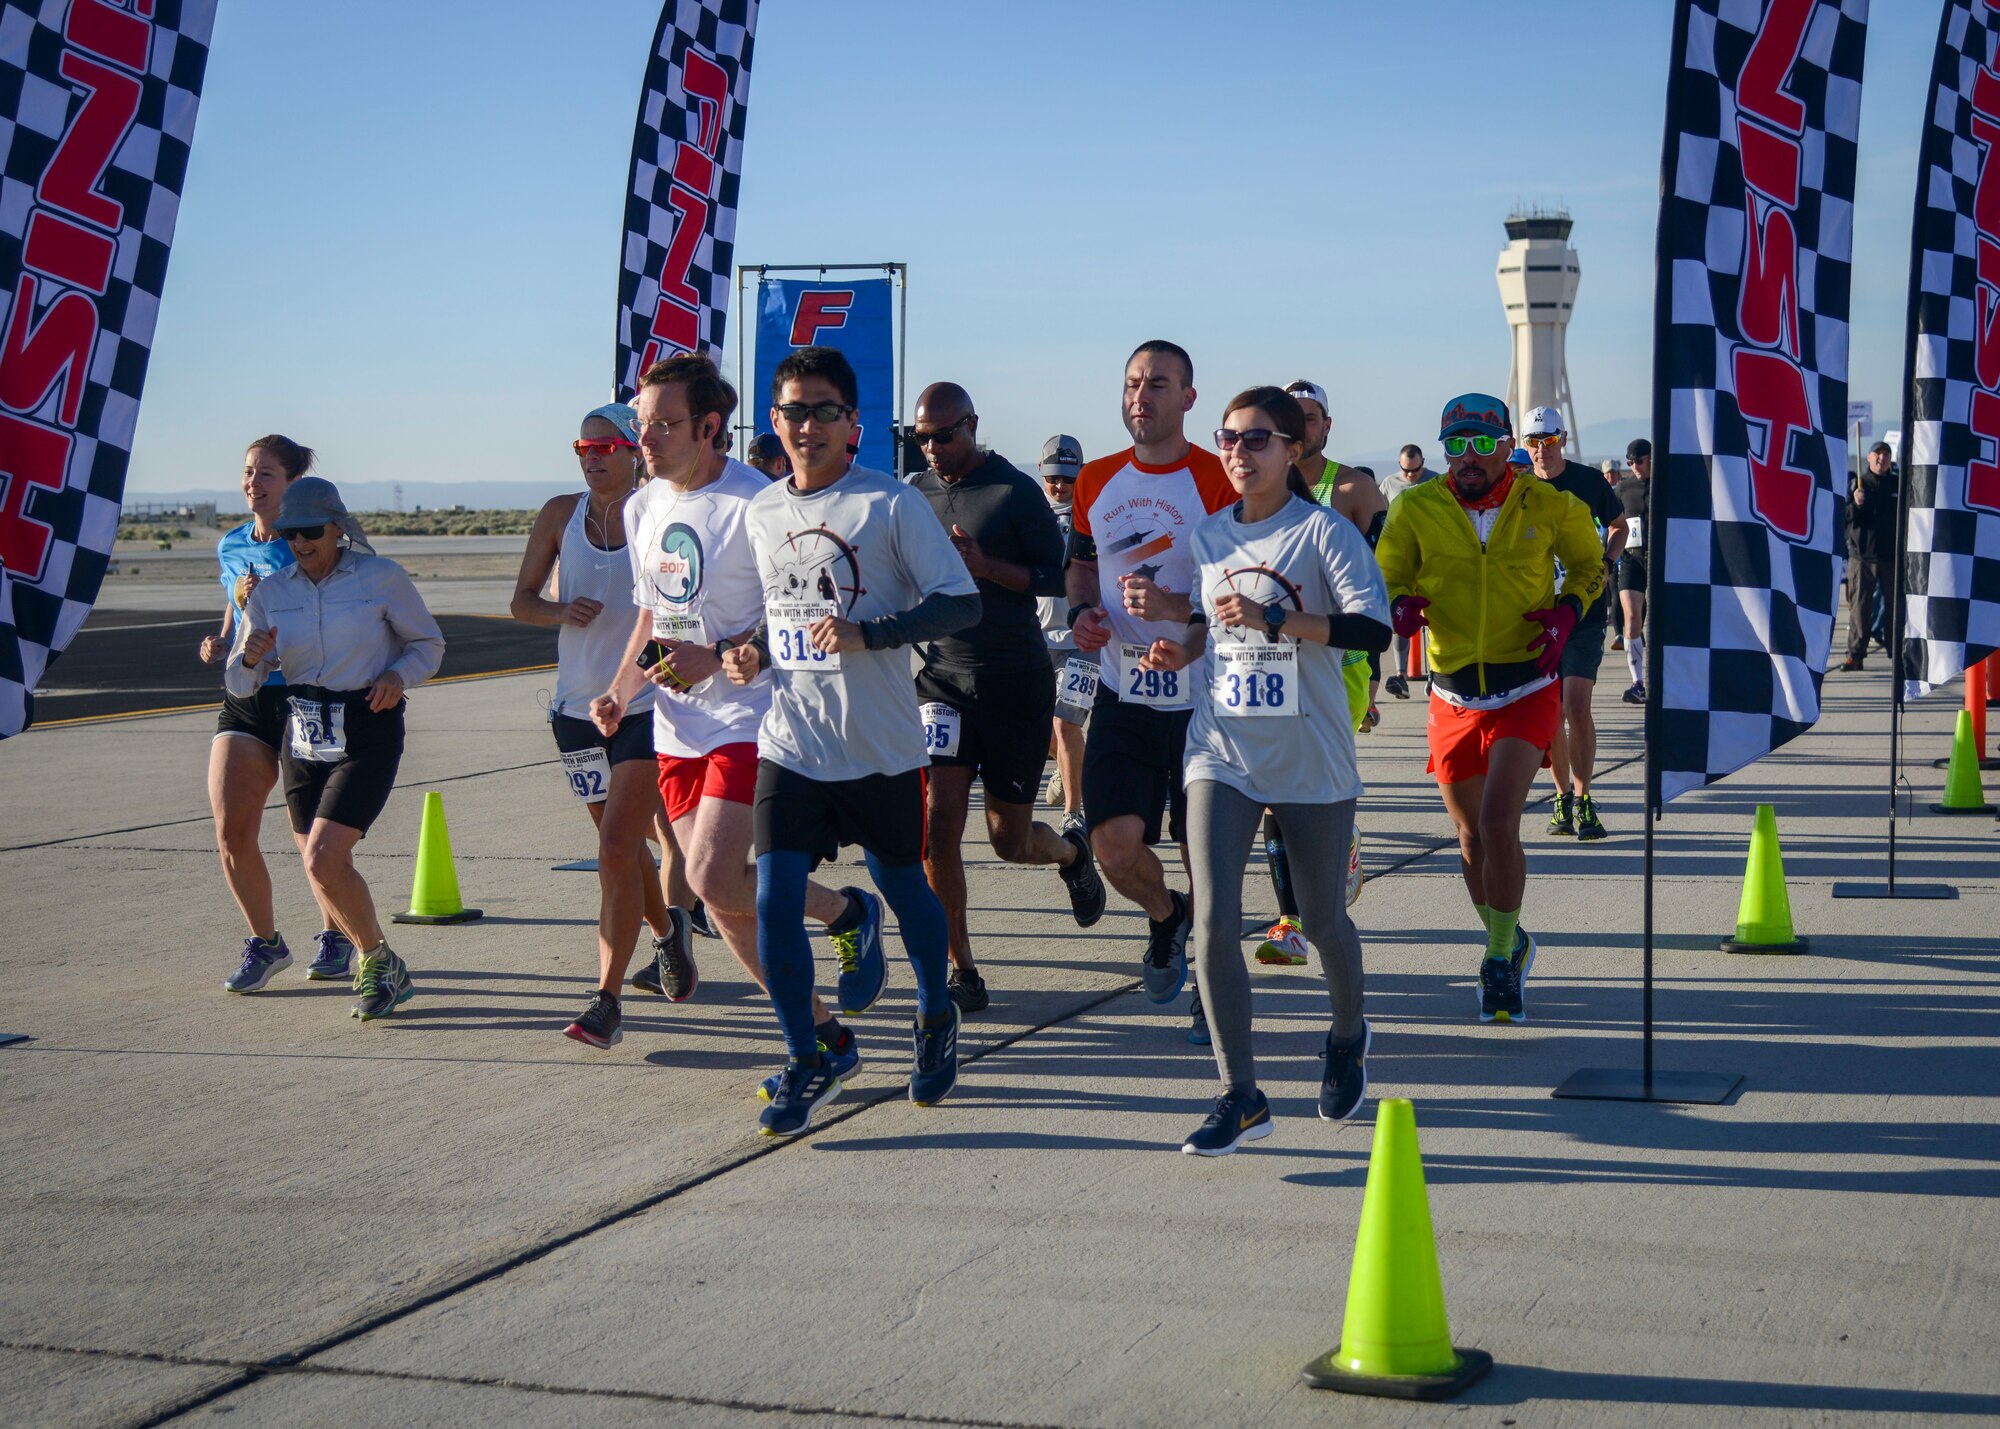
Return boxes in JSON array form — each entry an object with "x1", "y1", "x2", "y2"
[{"x1": 1119, "y1": 642, "x2": 1182, "y2": 707}]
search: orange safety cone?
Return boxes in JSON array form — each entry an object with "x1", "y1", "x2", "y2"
[
  {"x1": 1301, "y1": 1099, "x2": 1492, "y2": 1401},
  {"x1": 391, "y1": 791, "x2": 483, "y2": 924},
  {"x1": 1720, "y1": 804, "x2": 1808, "y2": 953},
  {"x1": 1934, "y1": 659, "x2": 2000, "y2": 770}
]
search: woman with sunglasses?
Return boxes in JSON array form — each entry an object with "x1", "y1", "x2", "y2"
[
  {"x1": 1138, "y1": 387, "x2": 1391, "y2": 1155},
  {"x1": 202, "y1": 435, "x2": 355, "y2": 993},
  {"x1": 226, "y1": 478, "x2": 444, "y2": 1021},
  {"x1": 511, "y1": 403, "x2": 699, "y2": 1047}
]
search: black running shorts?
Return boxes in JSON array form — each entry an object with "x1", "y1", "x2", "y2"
[
  {"x1": 214, "y1": 684, "x2": 290, "y2": 751},
  {"x1": 1618, "y1": 551, "x2": 1648, "y2": 595},
  {"x1": 913, "y1": 662, "x2": 1054, "y2": 806},
  {"x1": 279, "y1": 689, "x2": 405, "y2": 836},
  {"x1": 753, "y1": 760, "x2": 927, "y2": 868},
  {"x1": 1560, "y1": 604, "x2": 1609, "y2": 683},
  {"x1": 1081, "y1": 689, "x2": 1192, "y2": 847},
  {"x1": 549, "y1": 709, "x2": 655, "y2": 765}
]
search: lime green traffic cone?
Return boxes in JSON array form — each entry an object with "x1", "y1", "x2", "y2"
[
  {"x1": 392, "y1": 791, "x2": 483, "y2": 925},
  {"x1": 1720, "y1": 804, "x2": 1806, "y2": 953},
  {"x1": 1301, "y1": 1099, "x2": 1492, "y2": 1400},
  {"x1": 1932, "y1": 710, "x2": 1997, "y2": 814}
]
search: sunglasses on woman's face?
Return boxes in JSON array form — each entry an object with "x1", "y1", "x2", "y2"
[
  {"x1": 573, "y1": 439, "x2": 638, "y2": 457},
  {"x1": 1442, "y1": 434, "x2": 1504, "y2": 458},
  {"x1": 1213, "y1": 427, "x2": 1288, "y2": 452},
  {"x1": 283, "y1": 524, "x2": 327, "y2": 542}
]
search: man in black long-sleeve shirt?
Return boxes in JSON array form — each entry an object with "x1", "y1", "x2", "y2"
[
  {"x1": 909, "y1": 382, "x2": 1106, "y2": 1013},
  {"x1": 1840, "y1": 441, "x2": 1899, "y2": 671}
]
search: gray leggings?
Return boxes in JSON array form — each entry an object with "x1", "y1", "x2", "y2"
[{"x1": 1187, "y1": 779, "x2": 1365, "y2": 1094}]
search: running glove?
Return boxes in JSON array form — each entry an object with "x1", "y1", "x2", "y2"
[
  {"x1": 1390, "y1": 596, "x2": 1431, "y2": 637},
  {"x1": 1524, "y1": 601, "x2": 1581, "y2": 676}
]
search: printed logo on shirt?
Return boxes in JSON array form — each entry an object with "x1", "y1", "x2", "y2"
[
  {"x1": 1208, "y1": 565, "x2": 1303, "y2": 645},
  {"x1": 650, "y1": 522, "x2": 704, "y2": 610},
  {"x1": 768, "y1": 525, "x2": 867, "y2": 615}
]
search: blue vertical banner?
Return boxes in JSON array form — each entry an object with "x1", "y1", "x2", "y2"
[{"x1": 753, "y1": 277, "x2": 895, "y2": 473}]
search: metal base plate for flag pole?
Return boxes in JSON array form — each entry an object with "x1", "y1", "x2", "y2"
[
  {"x1": 1552, "y1": 1068, "x2": 1742, "y2": 1104},
  {"x1": 0, "y1": 1033, "x2": 29, "y2": 1048},
  {"x1": 553, "y1": 859, "x2": 598, "y2": 872},
  {"x1": 1831, "y1": 881, "x2": 1956, "y2": 899}
]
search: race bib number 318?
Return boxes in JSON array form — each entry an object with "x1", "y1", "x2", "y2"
[{"x1": 1212, "y1": 639, "x2": 1297, "y2": 718}]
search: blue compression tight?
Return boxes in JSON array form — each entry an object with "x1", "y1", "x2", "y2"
[{"x1": 755, "y1": 849, "x2": 953, "y2": 1059}]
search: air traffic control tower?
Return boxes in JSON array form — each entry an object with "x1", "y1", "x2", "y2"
[{"x1": 1495, "y1": 208, "x2": 1580, "y2": 441}]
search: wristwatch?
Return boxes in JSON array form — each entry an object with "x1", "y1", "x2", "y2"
[
  {"x1": 713, "y1": 636, "x2": 734, "y2": 658},
  {"x1": 1264, "y1": 602, "x2": 1289, "y2": 640}
]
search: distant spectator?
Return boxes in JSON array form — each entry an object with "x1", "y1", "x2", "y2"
[{"x1": 747, "y1": 432, "x2": 790, "y2": 481}]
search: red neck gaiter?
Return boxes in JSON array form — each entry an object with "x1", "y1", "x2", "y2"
[{"x1": 1449, "y1": 468, "x2": 1515, "y2": 512}]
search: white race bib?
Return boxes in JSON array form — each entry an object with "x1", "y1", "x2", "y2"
[
  {"x1": 286, "y1": 698, "x2": 346, "y2": 762},
  {"x1": 1056, "y1": 656, "x2": 1100, "y2": 725},
  {"x1": 1627, "y1": 515, "x2": 1644, "y2": 547},
  {"x1": 919, "y1": 700, "x2": 962, "y2": 758},
  {"x1": 770, "y1": 599, "x2": 840, "y2": 672},
  {"x1": 560, "y1": 746, "x2": 611, "y2": 803},
  {"x1": 653, "y1": 612, "x2": 702, "y2": 643},
  {"x1": 1213, "y1": 639, "x2": 1298, "y2": 718},
  {"x1": 1118, "y1": 642, "x2": 1184, "y2": 708}
]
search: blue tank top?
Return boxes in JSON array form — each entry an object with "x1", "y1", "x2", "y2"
[{"x1": 216, "y1": 523, "x2": 296, "y2": 687}]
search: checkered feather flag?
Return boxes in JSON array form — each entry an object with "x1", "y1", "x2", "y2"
[
  {"x1": 0, "y1": 0, "x2": 217, "y2": 740},
  {"x1": 1902, "y1": 0, "x2": 2000, "y2": 694},
  {"x1": 614, "y1": 0, "x2": 757, "y2": 400},
  {"x1": 1651, "y1": 0, "x2": 1869, "y2": 803}
]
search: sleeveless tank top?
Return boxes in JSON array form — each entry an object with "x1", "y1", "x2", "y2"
[{"x1": 552, "y1": 492, "x2": 654, "y2": 720}]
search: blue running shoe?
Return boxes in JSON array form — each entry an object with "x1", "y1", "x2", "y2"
[
  {"x1": 304, "y1": 929, "x2": 353, "y2": 981},
  {"x1": 1141, "y1": 890, "x2": 1190, "y2": 1004},
  {"x1": 830, "y1": 888, "x2": 886, "y2": 1015},
  {"x1": 908, "y1": 1005, "x2": 960, "y2": 1106},
  {"x1": 223, "y1": 935, "x2": 291, "y2": 993},
  {"x1": 351, "y1": 949, "x2": 414, "y2": 1021},
  {"x1": 759, "y1": 1056, "x2": 841, "y2": 1137},
  {"x1": 759, "y1": 1027, "x2": 860, "y2": 1102},
  {"x1": 1182, "y1": 1088, "x2": 1272, "y2": 1156},
  {"x1": 1187, "y1": 985, "x2": 1210, "y2": 1046},
  {"x1": 1478, "y1": 955, "x2": 1523, "y2": 1023}
]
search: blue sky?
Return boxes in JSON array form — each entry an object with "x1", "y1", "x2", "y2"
[{"x1": 129, "y1": 0, "x2": 1937, "y2": 493}]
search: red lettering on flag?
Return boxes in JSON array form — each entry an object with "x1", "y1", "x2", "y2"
[
  {"x1": 1737, "y1": 0, "x2": 1812, "y2": 136},
  {"x1": 1969, "y1": 389, "x2": 2000, "y2": 514},
  {"x1": 789, "y1": 291, "x2": 854, "y2": 345},
  {"x1": 1739, "y1": 202, "x2": 1800, "y2": 358},
  {"x1": 23, "y1": 211, "x2": 115, "y2": 296},
  {"x1": 0, "y1": 276, "x2": 96, "y2": 428},
  {"x1": 66, "y1": 0, "x2": 151, "y2": 74},
  {"x1": 37, "y1": 52, "x2": 142, "y2": 232},
  {"x1": 1734, "y1": 348, "x2": 1816, "y2": 540},
  {"x1": 0, "y1": 411, "x2": 74, "y2": 579}
]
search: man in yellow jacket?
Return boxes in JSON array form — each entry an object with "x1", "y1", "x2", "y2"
[{"x1": 1377, "y1": 393, "x2": 1605, "y2": 1023}]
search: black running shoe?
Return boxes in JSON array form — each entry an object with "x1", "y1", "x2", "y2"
[
  {"x1": 1622, "y1": 681, "x2": 1646, "y2": 705},
  {"x1": 1547, "y1": 793, "x2": 1575, "y2": 836},
  {"x1": 1384, "y1": 673, "x2": 1410, "y2": 700},
  {"x1": 1478, "y1": 955, "x2": 1524, "y2": 1023},
  {"x1": 1058, "y1": 826, "x2": 1107, "y2": 928},
  {"x1": 655, "y1": 906, "x2": 698, "y2": 1001},
  {"x1": 629, "y1": 947, "x2": 665, "y2": 996},
  {"x1": 947, "y1": 966, "x2": 989, "y2": 1015},
  {"x1": 1575, "y1": 795, "x2": 1608, "y2": 842},
  {"x1": 1181, "y1": 1088, "x2": 1272, "y2": 1156},
  {"x1": 1141, "y1": 890, "x2": 1190, "y2": 1004},
  {"x1": 1319, "y1": 1021, "x2": 1370, "y2": 1121},
  {"x1": 1187, "y1": 985, "x2": 1210, "y2": 1046},
  {"x1": 564, "y1": 990, "x2": 623, "y2": 1049},
  {"x1": 688, "y1": 899, "x2": 719, "y2": 939}
]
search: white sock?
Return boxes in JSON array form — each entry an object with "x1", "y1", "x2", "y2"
[{"x1": 1627, "y1": 635, "x2": 1645, "y2": 685}]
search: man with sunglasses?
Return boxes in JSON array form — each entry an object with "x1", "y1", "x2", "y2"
[
  {"x1": 1069, "y1": 340, "x2": 1234, "y2": 1034},
  {"x1": 720, "y1": 346, "x2": 981, "y2": 1136},
  {"x1": 907, "y1": 384, "x2": 1106, "y2": 1016},
  {"x1": 1522, "y1": 407, "x2": 1627, "y2": 841},
  {"x1": 1377, "y1": 393, "x2": 1605, "y2": 1023}
]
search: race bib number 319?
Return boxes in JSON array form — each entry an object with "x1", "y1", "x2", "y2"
[{"x1": 770, "y1": 599, "x2": 840, "y2": 672}]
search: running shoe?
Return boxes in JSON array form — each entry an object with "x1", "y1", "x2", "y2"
[
  {"x1": 831, "y1": 888, "x2": 887, "y2": 1015},
  {"x1": 1839, "y1": 657, "x2": 1864, "y2": 673},
  {"x1": 1141, "y1": 890, "x2": 1190, "y2": 1004},
  {"x1": 1254, "y1": 915, "x2": 1309, "y2": 966},
  {"x1": 303, "y1": 929, "x2": 353, "y2": 981},
  {"x1": 223, "y1": 935, "x2": 292, "y2": 994},
  {"x1": 908, "y1": 1005, "x2": 960, "y2": 1106},
  {"x1": 351, "y1": 949, "x2": 414, "y2": 1021},
  {"x1": 1512, "y1": 923, "x2": 1538, "y2": 987},
  {"x1": 688, "y1": 899, "x2": 719, "y2": 939},
  {"x1": 1319, "y1": 1021, "x2": 1370, "y2": 1121},
  {"x1": 1188, "y1": 985, "x2": 1210, "y2": 1046},
  {"x1": 759, "y1": 1056, "x2": 841, "y2": 1137},
  {"x1": 1058, "y1": 825, "x2": 1107, "y2": 927},
  {"x1": 947, "y1": 966, "x2": 990, "y2": 1015},
  {"x1": 655, "y1": 906, "x2": 698, "y2": 1002},
  {"x1": 1360, "y1": 704, "x2": 1381, "y2": 733},
  {"x1": 629, "y1": 952, "x2": 666, "y2": 997},
  {"x1": 1061, "y1": 811, "x2": 1086, "y2": 837},
  {"x1": 1044, "y1": 769, "x2": 1064, "y2": 808},
  {"x1": 563, "y1": 990, "x2": 623, "y2": 1049},
  {"x1": 1547, "y1": 793, "x2": 1575, "y2": 836},
  {"x1": 1384, "y1": 673, "x2": 1410, "y2": 700},
  {"x1": 1621, "y1": 681, "x2": 1647, "y2": 705},
  {"x1": 759, "y1": 1028, "x2": 860, "y2": 1102},
  {"x1": 1346, "y1": 826, "x2": 1366, "y2": 908},
  {"x1": 1478, "y1": 955, "x2": 1523, "y2": 1023},
  {"x1": 1610, "y1": 634, "x2": 1625, "y2": 651},
  {"x1": 1181, "y1": 1088, "x2": 1272, "y2": 1157},
  {"x1": 1575, "y1": 795, "x2": 1608, "y2": 842}
]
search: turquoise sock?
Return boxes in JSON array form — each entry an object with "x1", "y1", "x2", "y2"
[{"x1": 1486, "y1": 907, "x2": 1520, "y2": 961}]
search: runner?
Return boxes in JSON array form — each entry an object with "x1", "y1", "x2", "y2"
[
  {"x1": 1037, "y1": 435, "x2": 1088, "y2": 830},
  {"x1": 746, "y1": 432, "x2": 790, "y2": 481},
  {"x1": 1522, "y1": 408, "x2": 1627, "y2": 842},
  {"x1": 1615, "y1": 439, "x2": 1651, "y2": 703},
  {"x1": 1379, "y1": 445, "x2": 1432, "y2": 700},
  {"x1": 591, "y1": 354, "x2": 872, "y2": 1069},
  {"x1": 225, "y1": 478, "x2": 445, "y2": 1021},
  {"x1": 1069, "y1": 341, "x2": 1234, "y2": 1042},
  {"x1": 1137, "y1": 387, "x2": 1391, "y2": 1153},
  {"x1": 1287, "y1": 379, "x2": 1387, "y2": 729},
  {"x1": 908, "y1": 384, "x2": 1105, "y2": 1015},
  {"x1": 511, "y1": 402, "x2": 697, "y2": 1046},
  {"x1": 203, "y1": 436, "x2": 352, "y2": 992},
  {"x1": 1376, "y1": 394, "x2": 1604, "y2": 1023},
  {"x1": 721, "y1": 346, "x2": 980, "y2": 1136}
]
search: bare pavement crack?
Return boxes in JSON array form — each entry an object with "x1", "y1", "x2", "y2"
[{"x1": 22, "y1": 746, "x2": 1648, "y2": 1426}]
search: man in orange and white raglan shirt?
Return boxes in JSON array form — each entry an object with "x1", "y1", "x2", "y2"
[{"x1": 1067, "y1": 340, "x2": 1234, "y2": 1042}]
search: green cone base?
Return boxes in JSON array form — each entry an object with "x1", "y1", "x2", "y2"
[
  {"x1": 1721, "y1": 934, "x2": 1808, "y2": 954},
  {"x1": 392, "y1": 907, "x2": 483, "y2": 925},
  {"x1": 1302, "y1": 1345, "x2": 1493, "y2": 1400},
  {"x1": 1929, "y1": 802, "x2": 1996, "y2": 815}
]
